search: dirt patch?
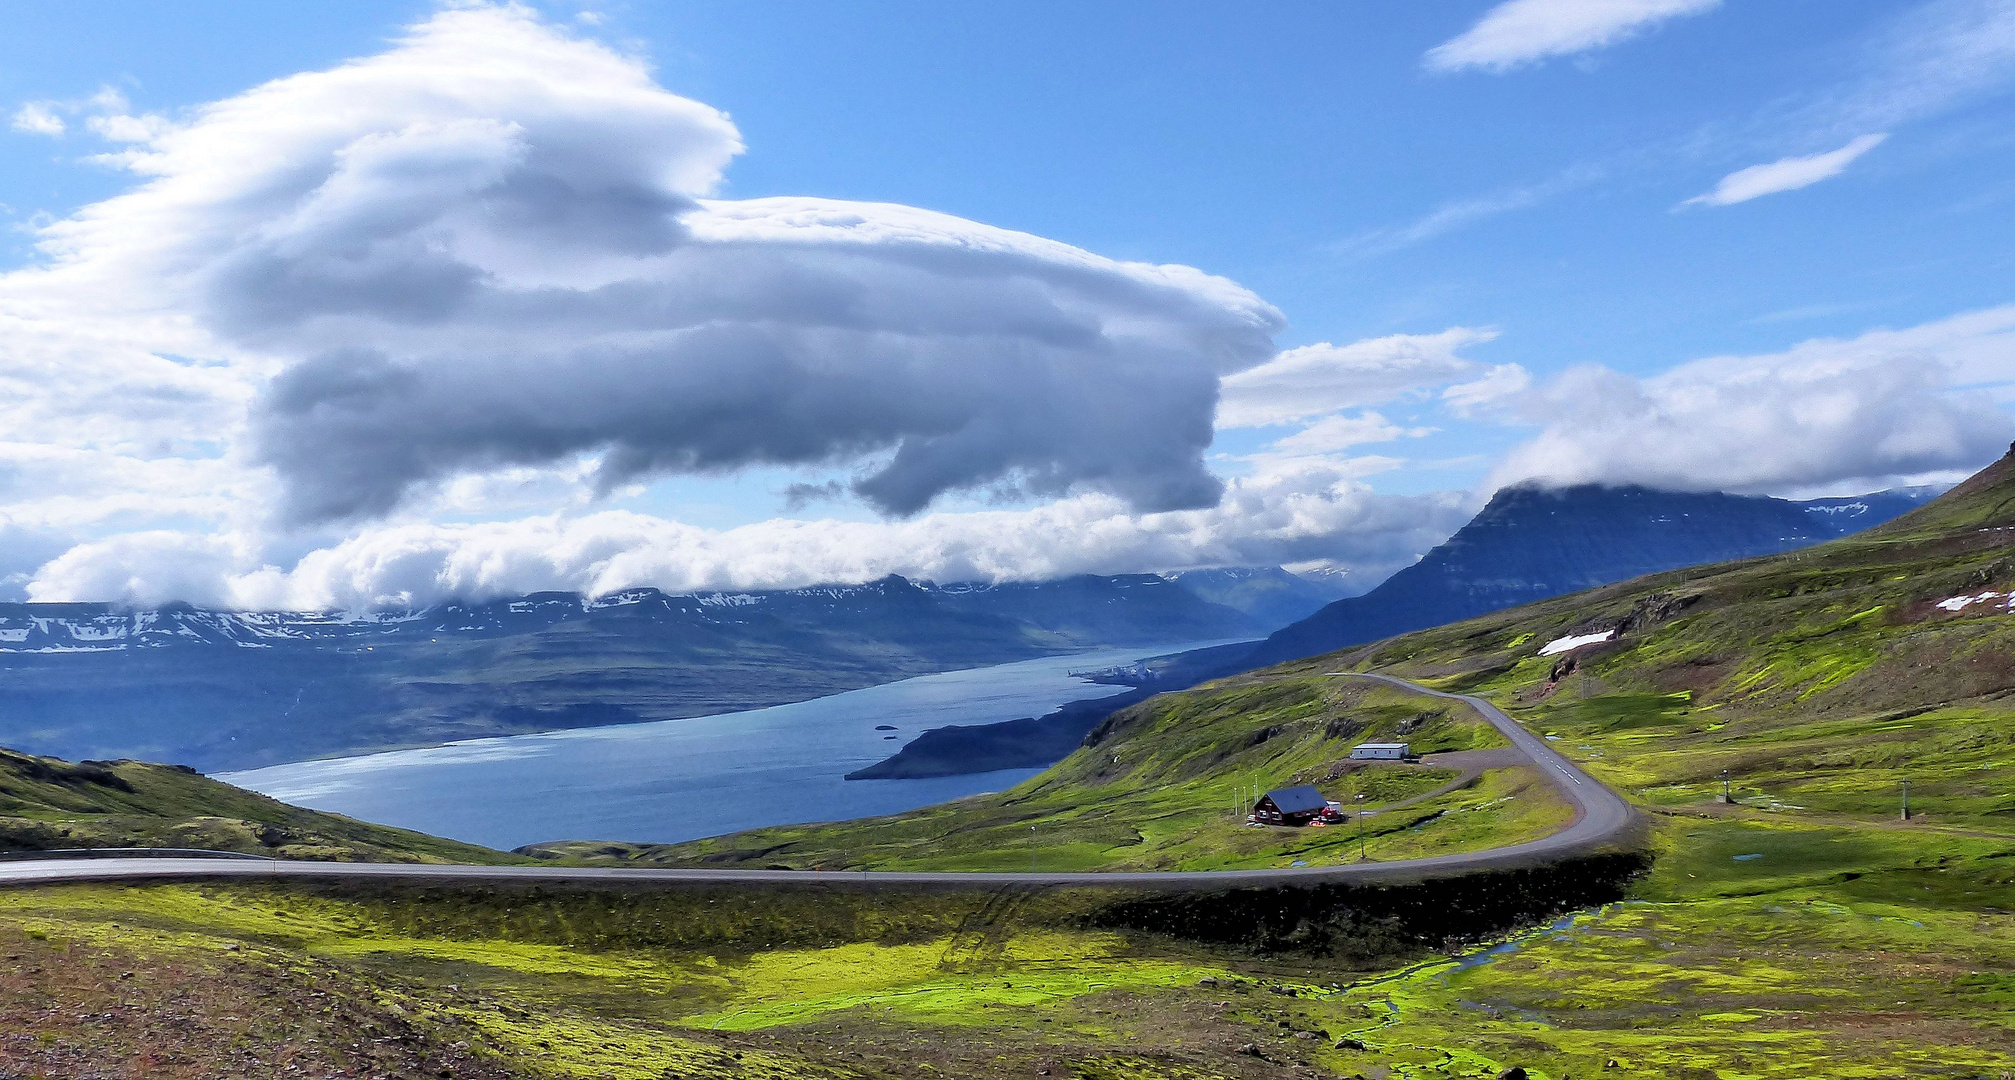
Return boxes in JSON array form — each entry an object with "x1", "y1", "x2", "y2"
[{"x1": 0, "y1": 925, "x2": 519, "y2": 1079}]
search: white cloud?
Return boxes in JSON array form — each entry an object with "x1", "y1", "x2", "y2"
[
  {"x1": 1426, "y1": 0, "x2": 1722, "y2": 74},
  {"x1": 9, "y1": 4, "x2": 1511, "y2": 610},
  {"x1": 1490, "y1": 305, "x2": 2015, "y2": 495},
  {"x1": 27, "y1": 463, "x2": 1475, "y2": 610},
  {"x1": 1346, "y1": 190, "x2": 1547, "y2": 257},
  {"x1": 1266, "y1": 412, "x2": 1425, "y2": 456},
  {"x1": 1217, "y1": 328, "x2": 1499, "y2": 428},
  {"x1": 0, "y1": 4, "x2": 1282, "y2": 549},
  {"x1": 1682, "y1": 134, "x2": 1889, "y2": 207},
  {"x1": 85, "y1": 111, "x2": 173, "y2": 143},
  {"x1": 9, "y1": 86, "x2": 171, "y2": 142},
  {"x1": 27, "y1": 531, "x2": 255, "y2": 609},
  {"x1": 1442, "y1": 363, "x2": 1532, "y2": 416},
  {"x1": 11, "y1": 102, "x2": 64, "y2": 137}
]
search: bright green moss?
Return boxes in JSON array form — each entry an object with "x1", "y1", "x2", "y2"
[{"x1": 1295, "y1": 839, "x2": 2015, "y2": 1078}]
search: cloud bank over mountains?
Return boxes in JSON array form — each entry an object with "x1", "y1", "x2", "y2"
[
  {"x1": 1, "y1": 4, "x2": 2011, "y2": 609},
  {"x1": 30, "y1": 467, "x2": 1475, "y2": 611},
  {"x1": 1490, "y1": 307, "x2": 2015, "y2": 497}
]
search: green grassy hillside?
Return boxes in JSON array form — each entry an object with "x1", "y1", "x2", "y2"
[
  {"x1": 0, "y1": 860, "x2": 1642, "y2": 1080},
  {"x1": 587, "y1": 450, "x2": 2015, "y2": 877},
  {"x1": 1298, "y1": 449, "x2": 2015, "y2": 837},
  {"x1": 476, "y1": 453, "x2": 2015, "y2": 1077},
  {"x1": 4, "y1": 818, "x2": 2007, "y2": 1078},
  {"x1": 530, "y1": 672, "x2": 1571, "y2": 872},
  {"x1": 9, "y1": 458, "x2": 2015, "y2": 1078},
  {"x1": 0, "y1": 747, "x2": 521, "y2": 864}
]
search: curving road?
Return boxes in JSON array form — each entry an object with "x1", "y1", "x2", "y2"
[{"x1": 0, "y1": 673, "x2": 1635, "y2": 893}]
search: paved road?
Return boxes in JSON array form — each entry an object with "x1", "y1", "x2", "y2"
[
  {"x1": 1337, "y1": 672, "x2": 1635, "y2": 853},
  {"x1": 0, "y1": 673, "x2": 1636, "y2": 893}
]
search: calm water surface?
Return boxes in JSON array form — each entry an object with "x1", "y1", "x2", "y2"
[{"x1": 222, "y1": 642, "x2": 1236, "y2": 850}]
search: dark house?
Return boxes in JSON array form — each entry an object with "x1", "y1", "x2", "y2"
[{"x1": 1252, "y1": 784, "x2": 1328, "y2": 826}]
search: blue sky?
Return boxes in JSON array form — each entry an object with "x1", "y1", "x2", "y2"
[{"x1": 2, "y1": 1, "x2": 2013, "y2": 607}]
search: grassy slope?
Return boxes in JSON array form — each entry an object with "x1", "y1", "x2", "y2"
[
  {"x1": 0, "y1": 747, "x2": 521, "y2": 863},
  {"x1": 1288, "y1": 817, "x2": 2015, "y2": 1078},
  {"x1": 8, "y1": 461, "x2": 2015, "y2": 1078},
  {"x1": 604, "y1": 451, "x2": 2015, "y2": 874},
  {"x1": 532, "y1": 677, "x2": 1566, "y2": 872},
  {"x1": 1198, "y1": 455, "x2": 2015, "y2": 1076},
  {"x1": 3, "y1": 821, "x2": 2007, "y2": 1079},
  {"x1": 0, "y1": 881, "x2": 1262, "y2": 1080},
  {"x1": 1298, "y1": 449, "x2": 2015, "y2": 835}
]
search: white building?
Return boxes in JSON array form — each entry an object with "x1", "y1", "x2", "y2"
[{"x1": 1350, "y1": 742, "x2": 1411, "y2": 760}]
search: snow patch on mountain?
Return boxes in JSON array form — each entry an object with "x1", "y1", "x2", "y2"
[
  {"x1": 1936, "y1": 591, "x2": 2012, "y2": 613},
  {"x1": 1538, "y1": 628, "x2": 1617, "y2": 656}
]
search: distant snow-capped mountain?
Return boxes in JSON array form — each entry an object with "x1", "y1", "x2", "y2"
[
  {"x1": 0, "y1": 572, "x2": 1280, "y2": 771},
  {"x1": 1155, "y1": 566, "x2": 1353, "y2": 630},
  {"x1": 0, "y1": 574, "x2": 1264, "y2": 654}
]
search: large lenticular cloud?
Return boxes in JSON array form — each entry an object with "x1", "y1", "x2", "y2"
[{"x1": 35, "y1": 5, "x2": 1282, "y2": 526}]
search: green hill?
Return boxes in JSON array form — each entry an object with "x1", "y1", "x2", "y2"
[
  {"x1": 0, "y1": 747, "x2": 520, "y2": 864},
  {"x1": 7, "y1": 454, "x2": 2015, "y2": 1079},
  {"x1": 547, "y1": 448, "x2": 2015, "y2": 872},
  {"x1": 501, "y1": 452, "x2": 2015, "y2": 1078},
  {"x1": 530, "y1": 640, "x2": 1561, "y2": 871},
  {"x1": 1296, "y1": 447, "x2": 2015, "y2": 833}
]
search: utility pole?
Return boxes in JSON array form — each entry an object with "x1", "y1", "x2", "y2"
[
  {"x1": 1901, "y1": 778, "x2": 1910, "y2": 822},
  {"x1": 1030, "y1": 824, "x2": 1038, "y2": 872},
  {"x1": 1354, "y1": 773, "x2": 1367, "y2": 863}
]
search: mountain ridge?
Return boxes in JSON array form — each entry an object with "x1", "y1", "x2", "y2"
[
  {"x1": 1243, "y1": 482, "x2": 1935, "y2": 669},
  {"x1": 583, "y1": 451, "x2": 2015, "y2": 872},
  {"x1": 0, "y1": 573, "x2": 1262, "y2": 654},
  {"x1": 848, "y1": 483, "x2": 1936, "y2": 779},
  {"x1": 0, "y1": 571, "x2": 1276, "y2": 772}
]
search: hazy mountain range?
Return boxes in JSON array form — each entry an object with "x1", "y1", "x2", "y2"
[
  {"x1": 0, "y1": 572, "x2": 1305, "y2": 772},
  {"x1": 0, "y1": 484, "x2": 1934, "y2": 778}
]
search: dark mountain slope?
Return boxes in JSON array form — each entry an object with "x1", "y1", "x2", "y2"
[
  {"x1": 850, "y1": 484, "x2": 1932, "y2": 780},
  {"x1": 1158, "y1": 566, "x2": 1351, "y2": 630},
  {"x1": 1243, "y1": 484, "x2": 1930, "y2": 669},
  {"x1": 930, "y1": 573, "x2": 1271, "y2": 642},
  {"x1": 1276, "y1": 445, "x2": 2015, "y2": 829},
  {"x1": 1859, "y1": 453, "x2": 2015, "y2": 539},
  {"x1": 0, "y1": 574, "x2": 1261, "y2": 772}
]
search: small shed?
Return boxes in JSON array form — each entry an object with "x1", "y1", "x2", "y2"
[
  {"x1": 1351, "y1": 742, "x2": 1411, "y2": 760},
  {"x1": 1253, "y1": 784, "x2": 1328, "y2": 826}
]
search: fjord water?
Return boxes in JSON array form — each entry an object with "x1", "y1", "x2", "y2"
[{"x1": 222, "y1": 642, "x2": 1234, "y2": 850}]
